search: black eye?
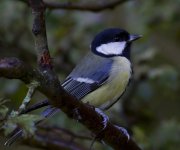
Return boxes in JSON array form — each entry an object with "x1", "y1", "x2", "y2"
[
  {"x1": 114, "y1": 32, "x2": 128, "y2": 42},
  {"x1": 114, "y1": 36, "x2": 120, "y2": 41}
]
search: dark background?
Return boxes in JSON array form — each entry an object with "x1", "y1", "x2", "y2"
[{"x1": 0, "y1": 0, "x2": 180, "y2": 149}]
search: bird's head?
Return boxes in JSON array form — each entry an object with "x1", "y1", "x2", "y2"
[{"x1": 91, "y1": 28, "x2": 141, "y2": 59}]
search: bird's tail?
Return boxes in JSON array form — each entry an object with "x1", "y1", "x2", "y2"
[{"x1": 5, "y1": 103, "x2": 59, "y2": 146}]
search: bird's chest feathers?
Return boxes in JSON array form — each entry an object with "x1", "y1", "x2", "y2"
[
  {"x1": 108, "y1": 57, "x2": 131, "y2": 90},
  {"x1": 99, "y1": 57, "x2": 131, "y2": 104},
  {"x1": 82, "y1": 57, "x2": 131, "y2": 107}
]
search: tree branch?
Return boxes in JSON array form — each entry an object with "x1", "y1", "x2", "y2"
[
  {"x1": 19, "y1": 0, "x2": 130, "y2": 12},
  {"x1": 0, "y1": 57, "x2": 34, "y2": 83},
  {"x1": 0, "y1": 59, "x2": 141, "y2": 150},
  {"x1": 38, "y1": 125, "x2": 92, "y2": 141},
  {"x1": 28, "y1": 0, "x2": 52, "y2": 69},
  {"x1": 23, "y1": 128, "x2": 87, "y2": 150},
  {"x1": 44, "y1": 0, "x2": 130, "y2": 12},
  {"x1": 21, "y1": 99, "x2": 49, "y2": 114}
]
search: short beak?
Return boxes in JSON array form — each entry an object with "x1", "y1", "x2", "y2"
[{"x1": 129, "y1": 34, "x2": 142, "y2": 42}]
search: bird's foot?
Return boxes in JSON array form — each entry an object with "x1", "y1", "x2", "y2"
[
  {"x1": 115, "y1": 125, "x2": 130, "y2": 142},
  {"x1": 89, "y1": 108, "x2": 109, "y2": 149},
  {"x1": 95, "y1": 108, "x2": 109, "y2": 131}
]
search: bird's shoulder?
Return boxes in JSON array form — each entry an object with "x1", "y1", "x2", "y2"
[
  {"x1": 67, "y1": 52, "x2": 113, "y2": 80},
  {"x1": 61, "y1": 52, "x2": 113, "y2": 100}
]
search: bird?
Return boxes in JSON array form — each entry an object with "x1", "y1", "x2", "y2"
[
  {"x1": 5, "y1": 28, "x2": 141, "y2": 145},
  {"x1": 60, "y1": 28, "x2": 141, "y2": 109}
]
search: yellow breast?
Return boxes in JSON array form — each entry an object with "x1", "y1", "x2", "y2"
[{"x1": 82, "y1": 57, "x2": 131, "y2": 108}]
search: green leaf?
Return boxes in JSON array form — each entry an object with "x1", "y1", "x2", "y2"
[{"x1": 3, "y1": 114, "x2": 43, "y2": 137}]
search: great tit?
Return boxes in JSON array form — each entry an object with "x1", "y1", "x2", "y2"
[
  {"x1": 5, "y1": 28, "x2": 141, "y2": 145},
  {"x1": 61, "y1": 28, "x2": 141, "y2": 109}
]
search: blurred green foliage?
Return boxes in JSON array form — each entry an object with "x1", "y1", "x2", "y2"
[
  {"x1": 0, "y1": 0, "x2": 180, "y2": 150},
  {"x1": 3, "y1": 114, "x2": 43, "y2": 137}
]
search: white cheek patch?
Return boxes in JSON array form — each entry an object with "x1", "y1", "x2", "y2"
[
  {"x1": 75, "y1": 77, "x2": 95, "y2": 84},
  {"x1": 96, "y1": 42, "x2": 126, "y2": 56}
]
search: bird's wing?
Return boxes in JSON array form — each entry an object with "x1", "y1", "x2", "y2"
[{"x1": 62, "y1": 52, "x2": 113, "y2": 100}]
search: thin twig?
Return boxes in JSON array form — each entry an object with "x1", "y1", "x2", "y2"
[
  {"x1": 20, "y1": 99, "x2": 49, "y2": 114},
  {"x1": 17, "y1": 81, "x2": 39, "y2": 115},
  {"x1": 40, "y1": 125, "x2": 92, "y2": 141},
  {"x1": 24, "y1": 128, "x2": 87, "y2": 150},
  {"x1": 44, "y1": 0, "x2": 130, "y2": 12},
  {"x1": 19, "y1": 0, "x2": 130, "y2": 12}
]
